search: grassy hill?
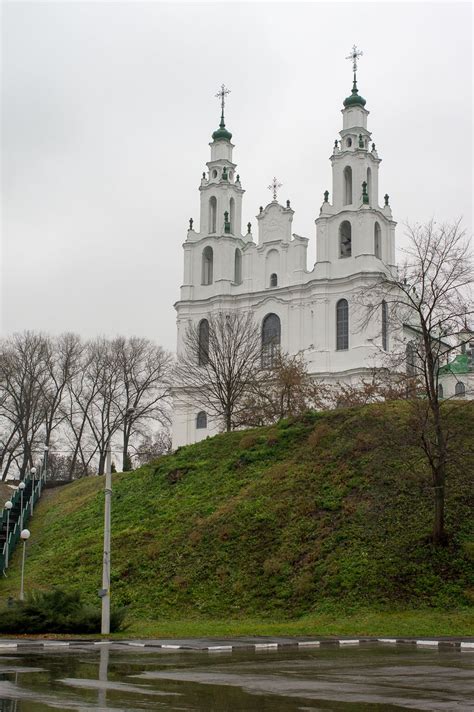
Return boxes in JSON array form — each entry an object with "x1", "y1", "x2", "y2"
[{"x1": 1, "y1": 402, "x2": 473, "y2": 636}]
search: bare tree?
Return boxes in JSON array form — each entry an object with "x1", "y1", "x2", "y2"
[
  {"x1": 175, "y1": 311, "x2": 263, "y2": 432},
  {"x1": 361, "y1": 219, "x2": 473, "y2": 544},
  {"x1": 0, "y1": 332, "x2": 49, "y2": 479},
  {"x1": 242, "y1": 351, "x2": 328, "y2": 426},
  {"x1": 112, "y1": 337, "x2": 171, "y2": 471},
  {"x1": 132, "y1": 428, "x2": 172, "y2": 466},
  {"x1": 42, "y1": 333, "x2": 84, "y2": 449}
]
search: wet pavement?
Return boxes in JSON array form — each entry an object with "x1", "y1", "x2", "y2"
[{"x1": 0, "y1": 642, "x2": 472, "y2": 711}]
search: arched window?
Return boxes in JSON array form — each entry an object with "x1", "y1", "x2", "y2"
[
  {"x1": 262, "y1": 313, "x2": 281, "y2": 368},
  {"x1": 336, "y1": 299, "x2": 349, "y2": 350},
  {"x1": 234, "y1": 249, "x2": 242, "y2": 284},
  {"x1": 202, "y1": 247, "x2": 213, "y2": 285},
  {"x1": 366, "y1": 167, "x2": 372, "y2": 204},
  {"x1": 455, "y1": 381, "x2": 466, "y2": 397},
  {"x1": 374, "y1": 222, "x2": 381, "y2": 259},
  {"x1": 343, "y1": 166, "x2": 352, "y2": 205},
  {"x1": 339, "y1": 221, "x2": 352, "y2": 258},
  {"x1": 406, "y1": 342, "x2": 416, "y2": 376},
  {"x1": 229, "y1": 197, "x2": 235, "y2": 234},
  {"x1": 270, "y1": 273, "x2": 278, "y2": 287},
  {"x1": 196, "y1": 411, "x2": 207, "y2": 429},
  {"x1": 382, "y1": 300, "x2": 389, "y2": 351},
  {"x1": 198, "y1": 319, "x2": 209, "y2": 365},
  {"x1": 265, "y1": 248, "x2": 279, "y2": 286},
  {"x1": 209, "y1": 197, "x2": 217, "y2": 234},
  {"x1": 437, "y1": 383, "x2": 444, "y2": 399}
]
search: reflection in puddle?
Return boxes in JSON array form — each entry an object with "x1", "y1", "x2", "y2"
[{"x1": 0, "y1": 645, "x2": 472, "y2": 711}]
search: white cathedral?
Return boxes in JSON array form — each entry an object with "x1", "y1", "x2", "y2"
[{"x1": 171, "y1": 51, "x2": 471, "y2": 448}]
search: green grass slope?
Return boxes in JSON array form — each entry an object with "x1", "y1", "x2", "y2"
[{"x1": 1, "y1": 403, "x2": 473, "y2": 630}]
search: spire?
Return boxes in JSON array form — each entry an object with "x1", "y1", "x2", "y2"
[
  {"x1": 212, "y1": 83, "x2": 233, "y2": 142},
  {"x1": 343, "y1": 45, "x2": 366, "y2": 108}
]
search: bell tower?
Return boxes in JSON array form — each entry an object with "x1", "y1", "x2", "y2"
[
  {"x1": 198, "y1": 84, "x2": 245, "y2": 237},
  {"x1": 315, "y1": 46, "x2": 396, "y2": 273}
]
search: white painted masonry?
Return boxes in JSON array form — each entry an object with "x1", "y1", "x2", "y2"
[{"x1": 171, "y1": 74, "x2": 471, "y2": 448}]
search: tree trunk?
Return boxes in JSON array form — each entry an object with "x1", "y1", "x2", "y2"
[
  {"x1": 433, "y1": 472, "x2": 446, "y2": 545},
  {"x1": 122, "y1": 430, "x2": 131, "y2": 471},
  {"x1": 98, "y1": 451, "x2": 106, "y2": 475}
]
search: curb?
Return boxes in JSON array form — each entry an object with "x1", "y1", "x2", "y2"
[{"x1": 0, "y1": 638, "x2": 473, "y2": 652}]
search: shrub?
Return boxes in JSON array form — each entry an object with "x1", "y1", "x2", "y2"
[{"x1": 0, "y1": 589, "x2": 127, "y2": 634}]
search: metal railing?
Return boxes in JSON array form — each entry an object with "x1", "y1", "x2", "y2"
[{"x1": 0, "y1": 468, "x2": 47, "y2": 575}]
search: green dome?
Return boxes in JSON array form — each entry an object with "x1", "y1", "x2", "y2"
[
  {"x1": 212, "y1": 118, "x2": 232, "y2": 142},
  {"x1": 343, "y1": 79, "x2": 366, "y2": 108}
]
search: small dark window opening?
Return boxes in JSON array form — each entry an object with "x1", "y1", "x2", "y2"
[
  {"x1": 336, "y1": 299, "x2": 349, "y2": 351},
  {"x1": 455, "y1": 381, "x2": 466, "y2": 397},
  {"x1": 198, "y1": 319, "x2": 209, "y2": 366},
  {"x1": 270, "y1": 273, "x2": 278, "y2": 287},
  {"x1": 262, "y1": 313, "x2": 281, "y2": 368},
  {"x1": 196, "y1": 411, "x2": 207, "y2": 429},
  {"x1": 382, "y1": 300, "x2": 389, "y2": 351}
]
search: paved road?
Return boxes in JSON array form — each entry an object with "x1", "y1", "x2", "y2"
[{"x1": 0, "y1": 641, "x2": 473, "y2": 710}]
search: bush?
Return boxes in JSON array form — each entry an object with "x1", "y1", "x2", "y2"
[{"x1": 0, "y1": 588, "x2": 127, "y2": 634}]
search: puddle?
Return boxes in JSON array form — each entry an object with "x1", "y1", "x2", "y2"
[{"x1": 0, "y1": 644, "x2": 472, "y2": 711}]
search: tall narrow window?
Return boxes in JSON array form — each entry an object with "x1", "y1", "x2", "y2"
[
  {"x1": 437, "y1": 384, "x2": 444, "y2": 399},
  {"x1": 196, "y1": 411, "x2": 207, "y2": 429},
  {"x1": 339, "y1": 221, "x2": 352, "y2": 258},
  {"x1": 229, "y1": 197, "x2": 235, "y2": 234},
  {"x1": 270, "y1": 273, "x2": 278, "y2": 287},
  {"x1": 406, "y1": 342, "x2": 416, "y2": 376},
  {"x1": 198, "y1": 319, "x2": 209, "y2": 365},
  {"x1": 343, "y1": 166, "x2": 352, "y2": 205},
  {"x1": 262, "y1": 313, "x2": 281, "y2": 368},
  {"x1": 202, "y1": 247, "x2": 213, "y2": 285},
  {"x1": 381, "y1": 300, "x2": 389, "y2": 351},
  {"x1": 374, "y1": 222, "x2": 381, "y2": 258},
  {"x1": 209, "y1": 196, "x2": 217, "y2": 233},
  {"x1": 455, "y1": 381, "x2": 466, "y2": 397},
  {"x1": 234, "y1": 248, "x2": 242, "y2": 284},
  {"x1": 366, "y1": 167, "x2": 372, "y2": 204},
  {"x1": 336, "y1": 299, "x2": 349, "y2": 350}
]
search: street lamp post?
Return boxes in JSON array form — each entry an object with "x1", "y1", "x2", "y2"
[
  {"x1": 30, "y1": 468, "x2": 37, "y2": 516},
  {"x1": 19, "y1": 529, "x2": 30, "y2": 601},
  {"x1": 18, "y1": 482, "x2": 26, "y2": 530},
  {"x1": 101, "y1": 443, "x2": 112, "y2": 635},
  {"x1": 100, "y1": 408, "x2": 135, "y2": 635},
  {"x1": 4, "y1": 501, "x2": 13, "y2": 569}
]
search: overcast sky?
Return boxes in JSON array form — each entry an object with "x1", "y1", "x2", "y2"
[{"x1": 2, "y1": 1, "x2": 472, "y2": 352}]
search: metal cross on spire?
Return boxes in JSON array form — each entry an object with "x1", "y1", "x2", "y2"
[
  {"x1": 268, "y1": 177, "x2": 282, "y2": 201},
  {"x1": 346, "y1": 44, "x2": 363, "y2": 77},
  {"x1": 215, "y1": 84, "x2": 231, "y2": 121}
]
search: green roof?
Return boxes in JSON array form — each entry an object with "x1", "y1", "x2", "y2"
[
  {"x1": 212, "y1": 117, "x2": 232, "y2": 142},
  {"x1": 343, "y1": 78, "x2": 366, "y2": 108},
  {"x1": 439, "y1": 354, "x2": 472, "y2": 375}
]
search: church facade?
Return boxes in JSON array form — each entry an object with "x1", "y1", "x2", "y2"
[{"x1": 171, "y1": 55, "x2": 470, "y2": 448}]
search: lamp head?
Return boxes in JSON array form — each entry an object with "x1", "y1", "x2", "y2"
[
  {"x1": 31, "y1": 467, "x2": 37, "y2": 475},
  {"x1": 5, "y1": 501, "x2": 13, "y2": 510},
  {"x1": 20, "y1": 529, "x2": 30, "y2": 540},
  {"x1": 18, "y1": 482, "x2": 26, "y2": 490}
]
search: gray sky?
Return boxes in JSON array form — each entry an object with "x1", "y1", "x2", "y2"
[{"x1": 2, "y1": 1, "x2": 472, "y2": 352}]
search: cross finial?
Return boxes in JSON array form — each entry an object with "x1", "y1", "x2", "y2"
[
  {"x1": 215, "y1": 84, "x2": 231, "y2": 125},
  {"x1": 268, "y1": 177, "x2": 282, "y2": 201},
  {"x1": 346, "y1": 44, "x2": 363, "y2": 77}
]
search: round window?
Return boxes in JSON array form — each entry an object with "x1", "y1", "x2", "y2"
[
  {"x1": 212, "y1": 169, "x2": 218, "y2": 179},
  {"x1": 346, "y1": 137, "x2": 352, "y2": 148}
]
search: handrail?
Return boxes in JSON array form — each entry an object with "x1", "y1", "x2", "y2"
[{"x1": 1, "y1": 469, "x2": 47, "y2": 574}]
